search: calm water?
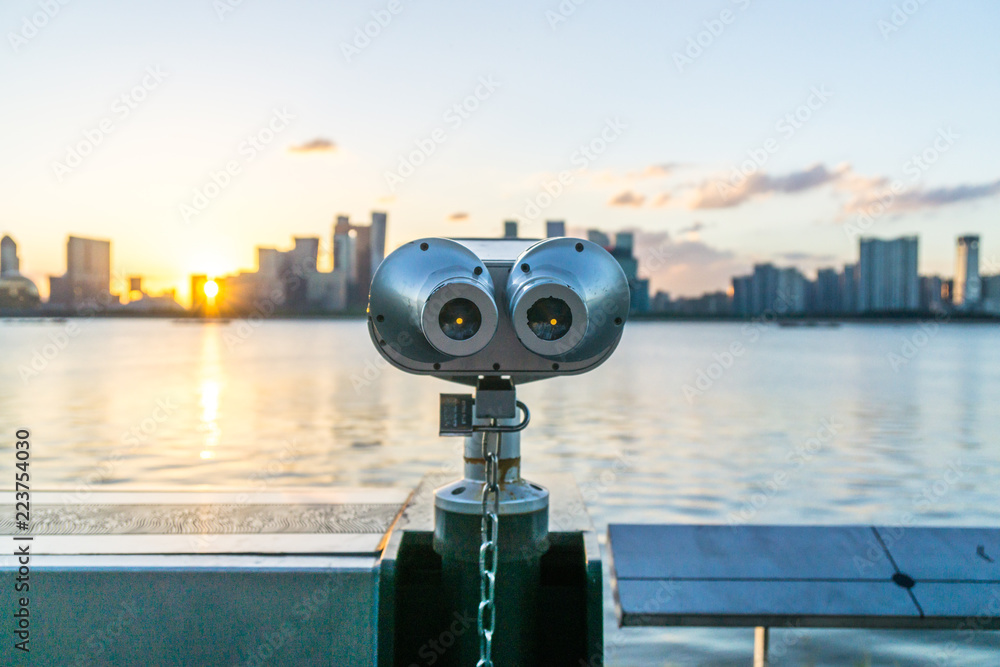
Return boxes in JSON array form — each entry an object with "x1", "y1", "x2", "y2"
[{"x1": 1, "y1": 318, "x2": 999, "y2": 665}]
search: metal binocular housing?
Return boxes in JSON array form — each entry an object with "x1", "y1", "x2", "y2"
[{"x1": 367, "y1": 236, "x2": 630, "y2": 385}]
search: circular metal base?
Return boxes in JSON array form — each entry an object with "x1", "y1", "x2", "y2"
[{"x1": 434, "y1": 478, "x2": 549, "y2": 515}]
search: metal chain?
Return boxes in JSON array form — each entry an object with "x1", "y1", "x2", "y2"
[{"x1": 477, "y1": 426, "x2": 500, "y2": 667}]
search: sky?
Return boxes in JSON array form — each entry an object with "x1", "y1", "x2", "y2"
[{"x1": 1, "y1": 0, "x2": 998, "y2": 304}]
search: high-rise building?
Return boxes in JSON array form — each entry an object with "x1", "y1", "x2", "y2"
[
  {"x1": 981, "y1": 274, "x2": 1000, "y2": 314},
  {"x1": 333, "y1": 212, "x2": 387, "y2": 309},
  {"x1": 503, "y1": 221, "x2": 518, "y2": 239},
  {"x1": 812, "y1": 268, "x2": 840, "y2": 315},
  {"x1": 857, "y1": 236, "x2": 919, "y2": 313},
  {"x1": 0, "y1": 235, "x2": 40, "y2": 310},
  {"x1": 48, "y1": 236, "x2": 112, "y2": 308},
  {"x1": 607, "y1": 232, "x2": 649, "y2": 313},
  {"x1": 920, "y1": 276, "x2": 944, "y2": 312},
  {"x1": 283, "y1": 237, "x2": 320, "y2": 308},
  {"x1": 587, "y1": 230, "x2": 611, "y2": 249},
  {"x1": 953, "y1": 235, "x2": 981, "y2": 309},
  {"x1": 190, "y1": 275, "x2": 208, "y2": 313},
  {"x1": 750, "y1": 263, "x2": 779, "y2": 315},
  {"x1": 732, "y1": 263, "x2": 807, "y2": 316},
  {"x1": 731, "y1": 275, "x2": 752, "y2": 317},
  {"x1": 1, "y1": 235, "x2": 20, "y2": 276},
  {"x1": 546, "y1": 220, "x2": 565, "y2": 238},
  {"x1": 840, "y1": 263, "x2": 859, "y2": 314}
]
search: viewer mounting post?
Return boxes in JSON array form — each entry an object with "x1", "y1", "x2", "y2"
[{"x1": 368, "y1": 235, "x2": 629, "y2": 666}]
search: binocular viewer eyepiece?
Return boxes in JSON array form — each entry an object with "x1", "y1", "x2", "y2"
[{"x1": 368, "y1": 236, "x2": 630, "y2": 385}]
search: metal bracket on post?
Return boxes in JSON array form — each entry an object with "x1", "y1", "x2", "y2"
[{"x1": 432, "y1": 377, "x2": 548, "y2": 667}]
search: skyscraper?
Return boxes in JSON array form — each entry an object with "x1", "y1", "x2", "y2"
[
  {"x1": 1, "y1": 235, "x2": 20, "y2": 275},
  {"x1": 840, "y1": 263, "x2": 859, "y2": 314},
  {"x1": 731, "y1": 263, "x2": 807, "y2": 316},
  {"x1": 332, "y1": 212, "x2": 388, "y2": 309},
  {"x1": 370, "y1": 211, "x2": 387, "y2": 277},
  {"x1": 609, "y1": 232, "x2": 649, "y2": 313},
  {"x1": 857, "y1": 236, "x2": 919, "y2": 313},
  {"x1": 503, "y1": 221, "x2": 518, "y2": 239},
  {"x1": 0, "y1": 235, "x2": 40, "y2": 310},
  {"x1": 953, "y1": 235, "x2": 981, "y2": 308},
  {"x1": 587, "y1": 230, "x2": 611, "y2": 249},
  {"x1": 546, "y1": 220, "x2": 565, "y2": 238},
  {"x1": 813, "y1": 268, "x2": 840, "y2": 315},
  {"x1": 48, "y1": 236, "x2": 112, "y2": 308}
]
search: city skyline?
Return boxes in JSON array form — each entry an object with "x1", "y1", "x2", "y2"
[
  {"x1": 3, "y1": 221, "x2": 997, "y2": 318},
  {"x1": 2, "y1": 1, "x2": 999, "y2": 303}
]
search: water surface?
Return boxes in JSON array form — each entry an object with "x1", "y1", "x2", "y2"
[{"x1": 1, "y1": 319, "x2": 998, "y2": 665}]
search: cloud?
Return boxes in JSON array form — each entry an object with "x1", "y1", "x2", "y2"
[
  {"x1": 776, "y1": 251, "x2": 836, "y2": 262},
  {"x1": 448, "y1": 212, "x2": 469, "y2": 221},
  {"x1": 628, "y1": 163, "x2": 677, "y2": 179},
  {"x1": 843, "y1": 175, "x2": 1000, "y2": 215},
  {"x1": 891, "y1": 179, "x2": 1000, "y2": 211},
  {"x1": 608, "y1": 190, "x2": 646, "y2": 207},
  {"x1": 288, "y1": 138, "x2": 336, "y2": 153},
  {"x1": 677, "y1": 221, "x2": 707, "y2": 235},
  {"x1": 633, "y1": 231, "x2": 748, "y2": 297},
  {"x1": 652, "y1": 192, "x2": 672, "y2": 207},
  {"x1": 689, "y1": 164, "x2": 844, "y2": 209}
]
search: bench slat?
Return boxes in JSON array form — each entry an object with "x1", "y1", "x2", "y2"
[{"x1": 609, "y1": 524, "x2": 1000, "y2": 630}]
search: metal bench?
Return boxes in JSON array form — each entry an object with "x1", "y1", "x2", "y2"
[
  {"x1": 608, "y1": 524, "x2": 1000, "y2": 666},
  {"x1": 1, "y1": 488, "x2": 409, "y2": 665}
]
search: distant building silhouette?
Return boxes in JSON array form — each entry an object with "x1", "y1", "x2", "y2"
[
  {"x1": 812, "y1": 268, "x2": 840, "y2": 315},
  {"x1": 546, "y1": 220, "x2": 565, "y2": 238},
  {"x1": 1, "y1": 235, "x2": 20, "y2": 275},
  {"x1": 732, "y1": 263, "x2": 806, "y2": 316},
  {"x1": 192, "y1": 212, "x2": 386, "y2": 315},
  {"x1": 587, "y1": 230, "x2": 611, "y2": 249},
  {"x1": 609, "y1": 232, "x2": 649, "y2": 313},
  {"x1": 953, "y1": 235, "x2": 981, "y2": 309},
  {"x1": 335, "y1": 212, "x2": 387, "y2": 309},
  {"x1": 981, "y1": 274, "x2": 1000, "y2": 314},
  {"x1": 858, "y1": 236, "x2": 919, "y2": 313},
  {"x1": 839, "y1": 263, "x2": 859, "y2": 314},
  {"x1": 0, "y1": 235, "x2": 40, "y2": 310},
  {"x1": 503, "y1": 221, "x2": 518, "y2": 238},
  {"x1": 920, "y1": 275, "x2": 945, "y2": 312},
  {"x1": 48, "y1": 236, "x2": 112, "y2": 309}
]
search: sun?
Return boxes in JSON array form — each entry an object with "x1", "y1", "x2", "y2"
[{"x1": 203, "y1": 280, "x2": 219, "y2": 298}]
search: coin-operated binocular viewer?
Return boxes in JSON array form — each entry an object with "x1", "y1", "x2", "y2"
[{"x1": 369, "y1": 237, "x2": 629, "y2": 667}]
